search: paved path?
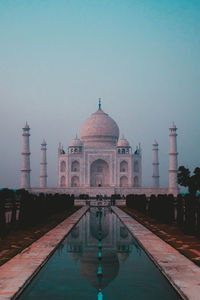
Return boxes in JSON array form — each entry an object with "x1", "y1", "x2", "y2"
[
  {"x1": 0, "y1": 206, "x2": 88, "y2": 300},
  {"x1": 122, "y1": 206, "x2": 200, "y2": 266},
  {"x1": 112, "y1": 206, "x2": 200, "y2": 300}
]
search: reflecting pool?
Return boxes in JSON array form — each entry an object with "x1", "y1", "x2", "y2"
[{"x1": 18, "y1": 207, "x2": 182, "y2": 300}]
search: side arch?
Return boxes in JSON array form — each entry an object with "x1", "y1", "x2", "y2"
[
  {"x1": 120, "y1": 176, "x2": 128, "y2": 187},
  {"x1": 134, "y1": 176, "x2": 139, "y2": 186},
  {"x1": 120, "y1": 160, "x2": 128, "y2": 172},
  {"x1": 71, "y1": 160, "x2": 80, "y2": 172},
  {"x1": 134, "y1": 161, "x2": 139, "y2": 172},
  {"x1": 71, "y1": 176, "x2": 80, "y2": 187},
  {"x1": 60, "y1": 161, "x2": 66, "y2": 172},
  {"x1": 60, "y1": 175, "x2": 66, "y2": 187}
]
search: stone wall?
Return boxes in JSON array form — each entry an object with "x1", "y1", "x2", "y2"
[{"x1": 28, "y1": 186, "x2": 171, "y2": 197}]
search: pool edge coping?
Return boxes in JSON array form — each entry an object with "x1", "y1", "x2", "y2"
[
  {"x1": 112, "y1": 206, "x2": 200, "y2": 300},
  {"x1": 0, "y1": 206, "x2": 88, "y2": 300}
]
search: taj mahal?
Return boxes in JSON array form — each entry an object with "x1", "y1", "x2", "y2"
[{"x1": 21, "y1": 100, "x2": 179, "y2": 196}]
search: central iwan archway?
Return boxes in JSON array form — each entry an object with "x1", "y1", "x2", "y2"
[{"x1": 90, "y1": 159, "x2": 109, "y2": 187}]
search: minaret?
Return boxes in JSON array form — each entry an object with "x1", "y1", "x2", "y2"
[
  {"x1": 40, "y1": 139, "x2": 47, "y2": 188},
  {"x1": 152, "y1": 140, "x2": 160, "y2": 188},
  {"x1": 21, "y1": 122, "x2": 31, "y2": 188},
  {"x1": 169, "y1": 123, "x2": 178, "y2": 194}
]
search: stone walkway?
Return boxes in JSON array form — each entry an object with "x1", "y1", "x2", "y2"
[
  {"x1": 1, "y1": 205, "x2": 200, "y2": 300},
  {"x1": 0, "y1": 207, "x2": 80, "y2": 267},
  {"x1": 0, "y1": 206, "x2": 88, "y2": 300},
  {"x1": 122, "y1": 207, "x2": 200, "y2": 266},
  {"x1": 113, "y1": 206, "x2": 200, "y2": 300}
]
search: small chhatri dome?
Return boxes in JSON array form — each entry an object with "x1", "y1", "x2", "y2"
[
  {"x1": 80, "y1": 101, "x2": 119, "y2": 147},
  {"x1": 117, "y1": 135, "x2": 130, "y2": 147},
  {"x1": 23, "y1": 121, "x2": 30, "y2": 129},
  {"x1": 41, "y1": 139, "x2": 47, "y2": 145},
  {"x1": 152, "y1": 140, "x2": 158, "y2": 146},
  {"x1": 170, "y1": 122, "x2": 177, "y2": 129},
  {"x1": 70, "y1": 135, "x2": 83, "y2": 147}
]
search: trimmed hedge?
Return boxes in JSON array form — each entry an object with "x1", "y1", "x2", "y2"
[
  {"x1": 79, "y1": 194, "x2": 89, "y2": 199},
  {"x1": 126, "y1": 193, "x2": 200, "y2": 237},
  {"x1": 0, "y1": 189, "x2": 74, "y2": 238},
  {"x1": 111, "y1": 194, "x2": 121, "y2": 200},
  {"x1": 126, "y1": 194, "x2": 147, "y2": 214}
]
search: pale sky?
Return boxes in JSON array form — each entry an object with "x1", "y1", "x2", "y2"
[{"x1": 0, "y1": 0, "x2": 199, "y2": 188}]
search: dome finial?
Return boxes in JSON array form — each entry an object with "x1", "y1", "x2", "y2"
[{"x1": 98, "y1": 98, "x2": 101, "y2": 110}]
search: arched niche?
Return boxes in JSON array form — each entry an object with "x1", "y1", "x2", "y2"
[
  {"x1": 60, "y1": 161, "x2": 66, "y2": 172},
  {"x1": 120, "y1": 176, "x2": 128, "y2": 187},
  {"x1": 134, "y1": 176, "x2": 139, "y2": 186},
  {"x1": 71, "y1": 176, "x2": 80, "y2": 187},
  {"x1": 120, "y1": 160, "x2": 128, "y2": 172},
  {"x1": 90, "y1": 159, "x2": 109, "y2": 187},
  {"x1": 60, "y1": 175, "x2": 66, "y2": 187},
  {"x1": 71, "y1": 160, "x2": 80, "y2": 172},
  {"x1": 134, "y1": 161, "x2": 139, "y2": 172}
]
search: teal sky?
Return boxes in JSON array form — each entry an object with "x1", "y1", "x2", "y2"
[{"x1": 0, "y1": 0, "x2": 200, "y2": 188}]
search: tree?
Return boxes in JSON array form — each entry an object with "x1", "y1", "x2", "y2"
[
  {"x1": 178, "y1": 166, "x2": 200, "y2": 195},
  {"x1": 0, "y1": 189, "x2": 8, "y2": 238},
  {"x1": 177, "y1": 166, "x2": 190, "y2": 187}
]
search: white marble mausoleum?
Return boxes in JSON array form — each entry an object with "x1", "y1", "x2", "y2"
[
  {"x1": 21, "y1": 101, "x2": 179, "y2": 196},
  {"x1": 58, "y1": 101, "x2": 142, "y2": 190}
]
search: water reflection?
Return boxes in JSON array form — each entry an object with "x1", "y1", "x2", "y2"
[
  {"x1": 61, "y1": 207, "x2": 136, "y2": 291},
  {"x1": 19, "y1": 207, "x2": 182, "y2": 300}
]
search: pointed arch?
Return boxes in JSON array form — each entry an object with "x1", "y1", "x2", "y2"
[
  {"x1": 134, "y1": 176, "x2": 139, "y2": 186},
  {"x1": 120, "y1": 160, "x2": 128, "y2": 172},
  {"x1": 71, "y1": 176, "x2": 80, "y2": 187},
  {"x1": 60, "y1": 161, "x2": 66, "y2": 172},
  {"x1": 120, "y1": 176, "x2": 128, "y2": 187},
  {"x1": 71, "y1": 160, "x2": 80, "y2": 172},
  {"x1": 134, "y1": 161, "x2": 139, "y2": 172},
  {"x1": 60, "y1": 176, "x2": 66, "y2": 187},
  {"x1": 90, "y1": 159, "x2": 109, "y2": 187}
]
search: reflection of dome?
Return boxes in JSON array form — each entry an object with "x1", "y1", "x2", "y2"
[
  {"x1": 80, "y1": 108, "x2": 119, "y2": 146},
  {"x1": 117, "y1": 252, "x2": 129, "y2": 262},
  {"x1": 71, "y1": 226, "x2": 80, "y2": 238},
  {"x1": 80, "y1": 250, "x2": 119, "y2": 289},
  {"x1": 90, "y1": 211, "x2": 109, "y2": 240},
  {"x1": 120, "y1": 226, "x2": 129, "y2": 239},
  {"x1": 69, "y1": 137, "x2": 82, "y2": 147},
  {"x1": 70, "y1": 252, "x2": 81, "y2": 262},
  {"x1": 117, "y1": 137, "x2": 129, "y2": 147}
]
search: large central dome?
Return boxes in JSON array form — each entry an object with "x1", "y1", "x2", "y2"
[{"x1": 80, "y1": 106, "x2": 119, "y2": 147}]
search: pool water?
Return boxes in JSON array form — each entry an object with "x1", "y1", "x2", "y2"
[{"x1": 18, "y1": 207, "x2": 182, "y2": 300}]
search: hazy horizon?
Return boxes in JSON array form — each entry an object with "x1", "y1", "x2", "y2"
[{"x1": 0, "y1": 0, "x2": 199, "y2": 189}]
